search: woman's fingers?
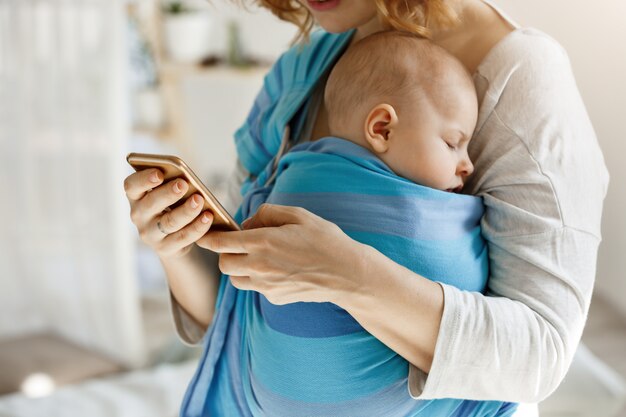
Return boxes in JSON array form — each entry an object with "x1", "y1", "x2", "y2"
[
  {"x1": 221, "y1": 252, "x2": 313, "y2": 306},
  {"x1": 124, "y1": 168, "x2": 219, "y2": 260},
  {"x1": 218, "y1": 253, "x2": 256, "y2": 276},
  {"x1": 196, "y1": 229, "x2": 257, "y2": 254},
  {"x1": 126, "y1": 168, "x2": 189, "y2": 228},
  {"x1": 137, "y1": 178, "x2": 189, "y2": 223},
  {"x1": 242, "y1": 204, "x2": 312, "y2": 229},
  {"x1": 124, "y1": 168, "x2": 164, "y2": 201},
  {"x1": 156, "y1": 211, "x2": 214, "y2": 258},
  {"x1": 195, "y1": 205, "x2": 361, "y2": 305},
  {"x1": 145, "y1": 193, "x2": 204, "y2": 240}
]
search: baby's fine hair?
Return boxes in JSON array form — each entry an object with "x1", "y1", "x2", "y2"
[{"x1": 325, "y1": 30, "x2": 476, "y2": 129}]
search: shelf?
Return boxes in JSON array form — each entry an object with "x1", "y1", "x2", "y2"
[
  {"x1": 159, "y1": 61, "x2": 270, "y2": 78},
  {"x1": 127, "y1": 1, "x2": 272, "y2": 170}
]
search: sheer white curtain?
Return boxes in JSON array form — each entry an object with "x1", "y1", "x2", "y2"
[{"x1": 0, "y1": 0, "x2": 145, "y2": 367}]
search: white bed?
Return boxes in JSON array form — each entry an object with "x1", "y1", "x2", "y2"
[{"x1": 0, "y1": 360, "x2": 196, "y2": 417}]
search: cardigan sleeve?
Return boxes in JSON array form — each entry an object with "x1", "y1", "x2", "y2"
[{"x1": 407, "y1": 29, "x2": 609, "y2": 402}]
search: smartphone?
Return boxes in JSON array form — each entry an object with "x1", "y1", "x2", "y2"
[{"x1": 126, "y1": 152, "x2": 241, "y2": 231}]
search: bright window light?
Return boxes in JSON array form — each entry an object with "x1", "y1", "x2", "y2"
[{"x1": 20, "y1": 373, "x2": 56, "y2": 398}]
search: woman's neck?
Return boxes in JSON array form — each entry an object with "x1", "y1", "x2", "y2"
[
  {"x1": 432, "y1": 0, "x2": 515, "y2": 73},
  {"x1": 350, "y1": 1, "x2": 474, "y2": 40},
  {"x1": 350, "y1": 16, "x2": 386, "y2": 47},
  {"x1": 348, "y1": 0, "x2": 477, "y2": 48},
  {"x1": 347, "y1": 0, "x2": 513, "y2": 73}
]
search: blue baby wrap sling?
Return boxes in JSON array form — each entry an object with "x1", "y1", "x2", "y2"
[{"x1": 180, "y1": 30, "x2": 518, "y2": 417}]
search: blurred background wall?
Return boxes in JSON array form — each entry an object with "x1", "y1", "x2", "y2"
[{"x1": 0, "y1": 0, "x2": 144, "y2": 367}]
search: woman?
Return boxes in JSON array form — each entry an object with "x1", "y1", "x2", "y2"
[{"x1": 123, "y1": 0, "x2": 609, "y2": 415}]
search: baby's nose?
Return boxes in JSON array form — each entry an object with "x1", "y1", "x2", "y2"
[{"x1": 459, "y1": 157, "x2": 474, "y2": 177}]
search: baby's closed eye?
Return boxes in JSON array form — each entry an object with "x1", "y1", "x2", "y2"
[{"x1": 443, "y1": 138, "x2": 458, "y2": 150}]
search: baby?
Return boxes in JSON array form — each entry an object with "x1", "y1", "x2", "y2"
[
  {"x1": 235, "y1": 31, "x2": 515, "y2": 416},
  {"x1": 324, "y1": 30, "x2": 478, "y2": 193}
]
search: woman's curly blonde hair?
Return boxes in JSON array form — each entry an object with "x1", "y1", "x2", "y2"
[{"x1": 236, "y1": 0, "x2": 459, "y2": 44}]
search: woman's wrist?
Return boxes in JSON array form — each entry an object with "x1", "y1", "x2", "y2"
[
  {"x1": 159, "y1": 244, "x2": 219, "y2": 328},
  {"x1": 157, "y1": 242, "x2": 197, "y2": 265},
  {"x1": 334, "y1": 241, "x2": 445, "y2": 373},
  {"x1": 330, "y1": 241, "x2": 382, "y2": 312}
]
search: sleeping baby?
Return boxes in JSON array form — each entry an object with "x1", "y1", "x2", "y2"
[{"x1": 214, "y1": 30, "x2": 516, "y2": 416}]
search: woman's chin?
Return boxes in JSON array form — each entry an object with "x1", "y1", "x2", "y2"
[
  {"x1": 314, "y1": 19, "x2": 357, "y2": 34},
  {"x1": 304, "y1": 3, "x2": 378, "y2": 34},
  {"x1": 297, "y1": 0, "x2": 379, "y2": 34}
]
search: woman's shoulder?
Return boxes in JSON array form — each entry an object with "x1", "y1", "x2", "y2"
[
  {"x1": 469, "y1": 28, "x2": 609, "y2": 239},
  {"x1": 477, "y1": 27, "x2": 570, "y2": 79},
  {"x1": 474, "y1": 27, "x2": 584, "y2": 133},
  {"x1": 475, "y1": 28, "x2": 574, "y2": 109}
]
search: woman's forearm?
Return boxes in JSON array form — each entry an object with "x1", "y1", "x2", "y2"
[
  {"x1": 336, "y1": 243, "x2": 445, "y2": 374},
  {"x1": 159, "y1": 244, "x2": 220, "y2": 329}
]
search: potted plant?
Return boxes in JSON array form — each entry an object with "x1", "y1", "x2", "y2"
[{"x1": 162, "y1": 1, "x2": 213, "y2": 64}]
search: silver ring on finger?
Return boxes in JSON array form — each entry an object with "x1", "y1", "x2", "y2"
[{"x1": 156, "y1": 220, "x2": 168, "y2": 235}]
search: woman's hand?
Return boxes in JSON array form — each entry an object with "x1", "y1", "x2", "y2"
[
  {"x1": 123, "y1": 168, "x2": 215, "y2": 260},
  {"x1": 197, "y1": 203, "x2": 445, "y2": 372},
  {"x1": 196, "y1": 204, "x2": 371, "y2": 306}
]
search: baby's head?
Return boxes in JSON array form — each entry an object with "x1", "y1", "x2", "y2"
[{"x1": 325, "y1": 31, "x2": 478, "y2": 192}]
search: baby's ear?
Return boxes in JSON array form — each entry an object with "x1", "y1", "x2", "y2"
[{"x1": 364, "y1": 104, "x2": 398, "y2": 154}]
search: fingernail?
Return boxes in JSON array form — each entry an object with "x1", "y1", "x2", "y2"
[
  {"x1": 201, "y1": 212, "x2": 211, "y2": 223},
  {"x1": 190, "y1": 195, "x2": 199, "y2": 208},
  {"x1": 173, "y1": 180, "x2": 184, "y2": 193},
  {"x1": 150, "y1": 171, "x2": 161, "y2": 183}
]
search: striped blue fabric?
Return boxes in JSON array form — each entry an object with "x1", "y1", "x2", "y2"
[
  {"x1": 234, "y1": 30, "x2": 355, "y2": 192},
  {"x1": 180, "y1": 29, "x2": 518, "y2": 417},
  {"x1": 180, "y1": 139, "x2": 517, "y2": 417}
]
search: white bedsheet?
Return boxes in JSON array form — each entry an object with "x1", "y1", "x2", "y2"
[{"x1": 0, "y1": 361, "x2": 196, "y2": 417}]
